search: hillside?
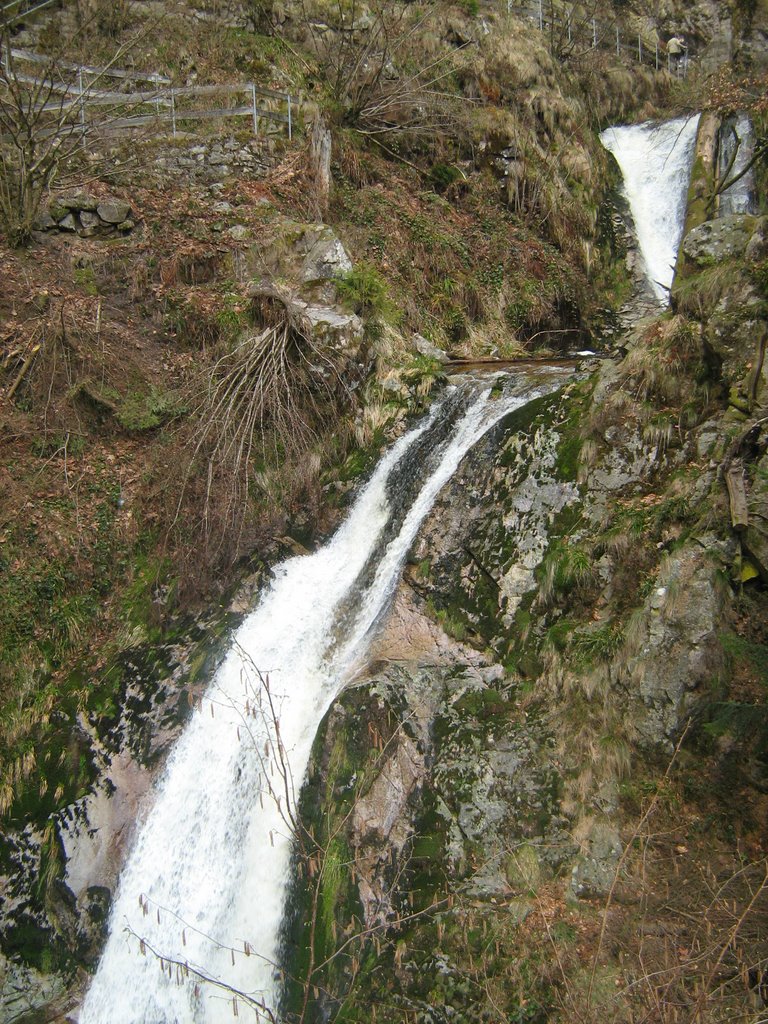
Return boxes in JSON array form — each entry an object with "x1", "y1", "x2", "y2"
[{"x1": 1, "y1": 0, "x2": 768, "y2": 1021}]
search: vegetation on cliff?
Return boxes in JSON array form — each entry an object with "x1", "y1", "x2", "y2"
[{"x1": 1, "y1": 0, "x2": 768, "y2": 1021}]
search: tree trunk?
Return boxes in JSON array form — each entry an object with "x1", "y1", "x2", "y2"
[{"x1": 310, "y1": 115, "x2": 332, "y2": 220}]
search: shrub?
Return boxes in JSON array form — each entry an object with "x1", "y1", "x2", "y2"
[{"x1": 336, "y1": 264, "x2": 393, "y2": 320}]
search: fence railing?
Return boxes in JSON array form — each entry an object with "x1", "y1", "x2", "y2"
[
  {"x1": 507, "y1": 1, "x2": 690, "y2": 77},
  {"x1": 2, "y1": 48, "x2": 297, "y2": 139}
]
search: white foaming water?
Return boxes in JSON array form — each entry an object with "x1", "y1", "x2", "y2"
[
  {"x1": 80, "y1": 369, "x2": 568, "y2": 1024},
  {"x1": 600, "y1": 114, "x2": 700, "y2": 303}
]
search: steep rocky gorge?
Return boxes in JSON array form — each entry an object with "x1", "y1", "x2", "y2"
[{"x1": 1, "y1": 0, "x2": 768, "y2": 1021}]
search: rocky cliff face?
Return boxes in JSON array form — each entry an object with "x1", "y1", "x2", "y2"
[
  {"x1": 1, "y1": 0, "x2": 767, "y2": 1020},
  {"x1": 280, "y1": 115, "x2": 768, "y2": 1022}
]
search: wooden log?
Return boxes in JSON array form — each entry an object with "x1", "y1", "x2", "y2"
[{"x1": 6, "y1": 343, "x2": 40, "y2": 399}]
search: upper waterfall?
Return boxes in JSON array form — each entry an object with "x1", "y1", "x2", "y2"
[
  {"x1": 600, "y1": 114, "x2": 701, "y2": 303},
  {"x1": 80, "y1": 368, "x2": 571, "y2": 1024}
]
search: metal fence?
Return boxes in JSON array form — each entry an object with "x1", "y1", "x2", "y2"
[
  {"x1": 2, "y1": 47, "x2": 297, "y2": 139},
  {"x1": 507, "y1": 0, "x2": 690, "y2": 77}
]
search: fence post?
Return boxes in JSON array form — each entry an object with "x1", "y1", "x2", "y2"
[
  {"x1": 616, "y1": 25, "x2": 619, "y2": 56},
  {"x1": 287, "y1": 94, "x2": 292, "y2": 141},
  {"x1": 592, "y1": 18, "x2": 597, "y2": 47},
  {"x1": 655, "y1": 41, "x2": 659, "y2": 70},
  {"x1": 251, "y1": 83, "x2": 258, "y2": 136},
  {"x1": 538, "y1": 0, "x2": 543, "y2": 31},
  {"x1": 171, "y1": 88, "x2": 176, "y2": 137},
  {"x1": 567, "y1": 9, "x2": 571, "y2": 43},
  {"x1": 638, "y1": 35, "x2": 642, "y2": 63}
]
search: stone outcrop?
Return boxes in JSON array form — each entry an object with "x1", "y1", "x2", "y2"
[
  {"x1": 624, "y1": 543, "x2": 729, "y2": 748},
  {"x1": 682, "y1": 213, "x2": 755, "y2": 264}
]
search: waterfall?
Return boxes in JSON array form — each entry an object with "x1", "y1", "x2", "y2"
[
  {"x1": 80, "y1": 368, "x2": 570, "y2": 1024},
  {"x1": 718, "y1": 114, "x2": 756, "y2": 217},
  {"x1": 600, "y1": 114, "x2": 700, "y2": 303}
]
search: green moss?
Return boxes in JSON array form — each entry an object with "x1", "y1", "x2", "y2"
[
  {"x1": 504, "y1": 843, "x2": 542, "y2": 893},
  {"x1": 425, "y1": 597, "x2": 468, "y2": 642},
  {"x1": 73, "y1": 266, "x2": 98, "y2": 295},
  {"x1": 556, "y1": 432, "x2": 582, "y2": 481}
]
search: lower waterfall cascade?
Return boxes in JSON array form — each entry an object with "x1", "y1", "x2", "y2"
[
  {"x1": 600, "y1": 114, "x2": 701, "y2": 303},
  {"x1": 79, "y1": 368, "x2": 571, "y2": 1023}
]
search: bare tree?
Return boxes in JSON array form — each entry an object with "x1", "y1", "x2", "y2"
[
  {"x1": 300, "y1": 0, "x2": 468, "y2": 141},
  {"x1": 0, "y1": 24, "x2": 152, "y2": 246}
]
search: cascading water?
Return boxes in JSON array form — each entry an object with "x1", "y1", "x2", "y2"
[
  {"x1": 600, "y1": 114, "x2": 701, "y2": 303},
  {"x1": 718, "y1": 114, "x2": 756, "y2": 217},
  {"x1": 80, "y1": 368, "x2": 570, "y2": 1024}
]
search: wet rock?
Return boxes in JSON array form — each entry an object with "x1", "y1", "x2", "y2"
[
  {"x1": 352, "y1": 732, "x2": 423, "y2": 851},
  {"x1": 0, "y1": 952, "x2": 68, "y2": 1023},
  {"x1": 682, "y1": 213, "x2": 755, "y2": 265}
]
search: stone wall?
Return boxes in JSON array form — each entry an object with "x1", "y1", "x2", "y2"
[{"x1": 151, "y1": 134, "x2": 284, "y2": 182}]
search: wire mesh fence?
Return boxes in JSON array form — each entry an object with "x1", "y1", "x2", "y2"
[{"x1": 507, "y1": 0, "x2": 690, "y2": 77}]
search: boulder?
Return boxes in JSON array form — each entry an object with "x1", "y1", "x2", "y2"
[
  {"x1": 80, "y1": 211, "x2": 101, "y2": 230},
  {"x1": 745, "y1": 216, "x2": 768, "y2": 262},
  {"x1": 412, "y1": 333, "x2": 449, "y2": 363},
  {"x1": 303, "y1": 304, "x2": 363, "y2": 351},
  {"x1": 59, "y1": 213, "x2": 77, "y2": 232},
  {"x1": 48, "y1": 200, "x2": 70, "y2": 222},
  {"x1": 59, "y1": 190, "x2": 98, "y2": 212},
  {"x1": 33, "y1": 210, "x2": 57, "y2": 231},
  {"x1": 97, "y1": 200, "x2": 132, "y2": 225},
  {"x1": 682, "y1": 214, "x2": 755, "y2": 265},
  {"x1": 301, "y1": 232, "x2": 352, "y2": 283}
]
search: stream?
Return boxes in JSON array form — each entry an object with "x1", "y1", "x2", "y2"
[{"x1": 80, "y1": 369, "x2": 570, "y2": 1023}]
